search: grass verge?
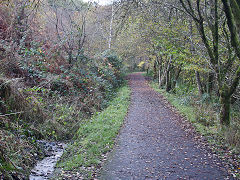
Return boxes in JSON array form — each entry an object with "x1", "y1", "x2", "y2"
[
  {"x1": 149, "y1": 80, "x2": 240, "y2": 178},
  {"x1": 150, "y1": 82, "x2": 208, "y2": 132},
  {"x1": 55, "y1": 85, "x2": 130, "y2": 179}
]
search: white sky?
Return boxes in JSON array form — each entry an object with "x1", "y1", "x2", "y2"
[{"x1": 83, "y1": 0, "x2": 112, "y2": 5}]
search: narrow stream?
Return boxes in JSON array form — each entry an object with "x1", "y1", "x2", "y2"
[{"x1": 29, "y1": 141, "x2": 66, "y2": 180}]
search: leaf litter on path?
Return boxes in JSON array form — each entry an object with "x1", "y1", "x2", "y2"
[{"x1": 100, "y1": 72, "x2": 234, "y2": 180}]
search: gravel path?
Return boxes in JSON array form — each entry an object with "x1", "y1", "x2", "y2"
[{"x1": 100, "y1": 73, "x2": 232, "y2": 180}]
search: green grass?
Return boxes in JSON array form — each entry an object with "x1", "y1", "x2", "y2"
[
  {"x1": 149, "y1": 80, "x2": 240, "y2": 178},
  {"x1": 150, "y1": 82, "x2": 196, "y2": 122},
  {"x1": 150, "y1": 82, "x2": 218, "y2": 136},
  {"x1": 56, "y1": 85, "x2": 130, "y2": 177},
  {"x1": 144, "y1": 73, "x2": 206, "y2": 134}
]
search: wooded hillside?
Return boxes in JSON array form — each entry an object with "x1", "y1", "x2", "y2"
[{"x1": 0, "y1": 0, "x2": 239, "y2": 179}]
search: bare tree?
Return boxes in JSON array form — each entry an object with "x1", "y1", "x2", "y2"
[{"x1": 48, "y1": 0, "x2": 89, "y2": 65}]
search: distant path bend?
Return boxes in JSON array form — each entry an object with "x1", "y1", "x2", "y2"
[{"x1": 101, "y1": 72, "x2": 232, "y2": 180}]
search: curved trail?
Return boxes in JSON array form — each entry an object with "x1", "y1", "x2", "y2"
[{"x1": 101, "y1": 73, "x2": 232, "y2": 180}]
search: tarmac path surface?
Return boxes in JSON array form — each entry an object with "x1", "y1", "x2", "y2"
[{"x1": 100, "y1": 72, "x2": 232, "y2": 180}]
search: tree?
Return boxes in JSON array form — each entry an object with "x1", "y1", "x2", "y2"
[
  {"x1": 220, "y1": 0, "x2": 240, "y2": 125},
  {"x1": 179, "y1": 0, "x2": 240, "y2": 126},
  {"x1": 48, "y1": 0, "x2": 89, "y2": 65}
]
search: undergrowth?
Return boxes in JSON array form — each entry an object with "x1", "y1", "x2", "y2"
[
  {"x1": 0, "y1": 50, "x2": 125, "y2": 179},
  {"x1": 55, "y1": 85, "x2": 130, "y2": 179}
]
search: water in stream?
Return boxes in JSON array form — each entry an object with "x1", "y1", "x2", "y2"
[{"x1": 29, "y1": 141, "x2": 66, "y2": 180}]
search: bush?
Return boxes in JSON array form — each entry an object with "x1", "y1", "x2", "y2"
[{"x1": 0, "y1": 43, "x2": 126, "y2": 177}]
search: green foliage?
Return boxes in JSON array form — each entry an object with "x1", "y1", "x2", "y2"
[
  {"x1": 56, "y1": 85, "x2": 130, "y2": 178},
  {"x1": 0, "y1": 127, "x2": 43, "y2": 179},
  {"x1": 0, "y1": 35, "x2": 126, "y2": 177},
  {"x1": 50, "y1": 79, "x2": 70, "y2": 95},
  {"x1": 195, "y1": 105, "x2": 216, "y2": 127}
]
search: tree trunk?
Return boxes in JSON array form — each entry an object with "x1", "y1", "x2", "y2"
[
  {"x1": 158, "y1": 68, "x2": 161, "y2": 88},
  {"x1": 108, "y1": 1, "x2": 114, "y2": 50},
  {"x1": 160, "y1": 73, "x2": 166, "y2": 87},
  {"x1": 219, "y1": 67, "x2": 240, "y2": 126},
  {"x1": 153, "y1": 60, "x2": 157, "y2": 80},
  {"x1": 195, "y1": 71, "x2": 204, "y2": 96},
  {"x1": 166, "y1": 68, "x2": 172, "y2": 92},
  {"x1": 222, "y1": 0, "x2": 240, "y2": 59},
  {"x1": 165, "y1": 60, "x2": 172, "y2": 92},
  {"x1": 208, "y1": 72, "x2": 214, "y2": 95},
  {"x1": 160, "y1": 57, "x2": 172, "y2": 87},
  {"x1": 172, "y1": 67, "x2": 181, "y2": 92},
  {"x1": 230, "y1": 0, "x2": 240, "y2": 36},
  {"x1": 158, "y1": 56, "x2": 162, "y2": 88},
  {"x1": 220, "y1": 92, "x2": 231, "y2": 126}
]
